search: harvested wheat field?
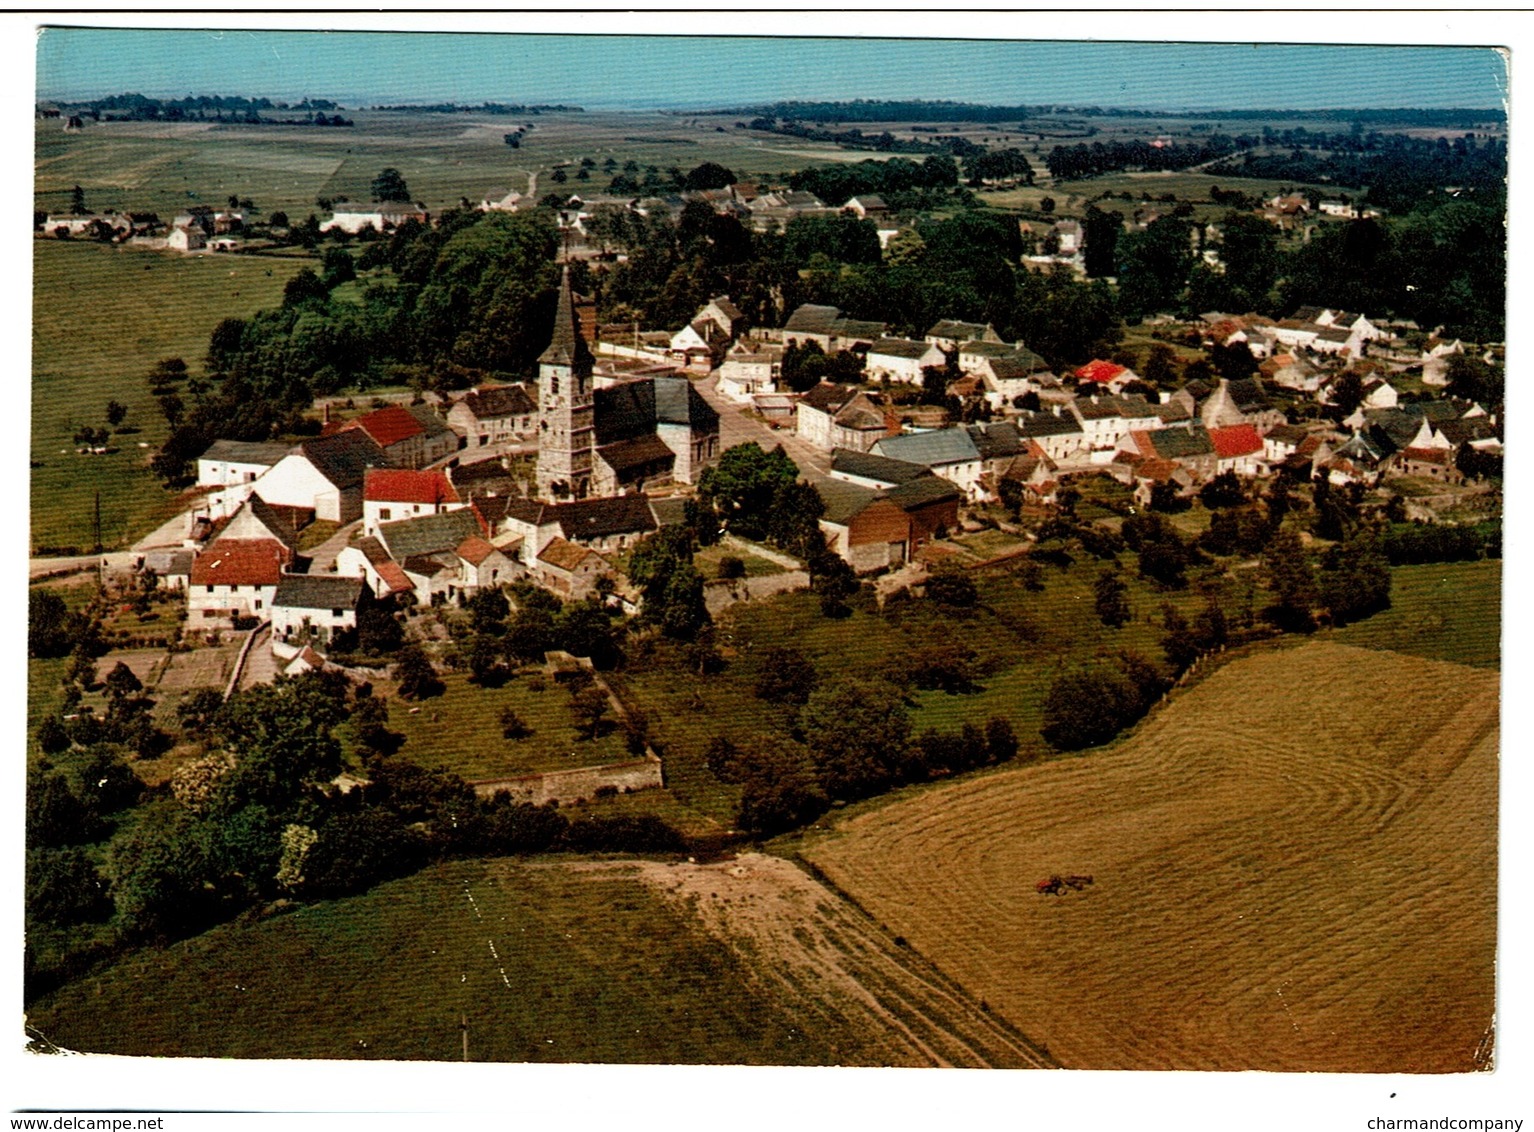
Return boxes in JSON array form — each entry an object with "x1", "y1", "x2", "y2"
[{"x1": 803, "y1": 641, "x2": 1498, "y2": 1073}]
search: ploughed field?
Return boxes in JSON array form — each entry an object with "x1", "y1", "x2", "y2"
[{"x1": 803, "y1": 640, "x2": 1498, "y2": 1072}]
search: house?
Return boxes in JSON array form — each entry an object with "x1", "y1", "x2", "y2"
[
  {"x1": 1016, "y1": 411, "x2": 1089, "y2": 461},
  {"x1": 1360, "y1": 378, "x2": 1400, "y2": 411},
  {"x1": 271, "y1": 574, "x2": 372, "y2": 647},
  {"x1": 829, "y1": 448, "x2": 935, "y2": 491},
  {"x1": 669, "y1": 315, "x2": 733, "y2": 370},
  {"x1": 450, "y1": 458, "x2": 519, "y2": 501},
  {"x1": 1200, "y1": 378, "x2": 1283, "y2": 432},
  {"x1": 480, "y1": 188, "x2": 528, "y2": 212},
  {"x1": 338, "y1": 403, "x2": 460, "y2": 469},
  {"x1": 187, "y1": 539, "x2": 293, "y2": 627},
  {"x1": 1262, "y1": 423, "x2": 1313, "y2": 464},
  {"x1": 207, "y1": 494, "x2": 308, "y2": 559},
  {"x1": 1264, "y1": 353, "x2": 1325, "y2": 394},
  {"x1": 1074, "y1": 359, "x2": 1137, "y2": 393},
  {"x1": 549, "y1": 494, "x2": 658, "y2": 556},
  {"x1": 1130, "y1": 458, "x2": 1196, "y2": 507},
  {"x1": 196, "y1": 439, "x2": 292, "y2": 490},
  {"x1": 334, "y1": 536, "x2": 417, "y2": 601},
  {"x1": 864, "y1": 337, "x2": 945, "y2": 383},
  {"x1": 1323, "y1": 432, "x2": 1388, "y2": 485},
  {"x1": 446, "y1": 384, "x2": 538, "y2": 448},
  {"x1": 320, "y1": 201, "x2": 428, "y2": 235},
  {"x1": 796, "y1": 382, "x2": 896, "y2": 453},
  {"x1": 870, "y1": 428, "x2": 984, "y2": 501},
  {"x1": 362, "y1": 467, "x2": 466, "y2": 539},
  {"x1": 717, "y1": 344, "x2": 781, "y2": 403},
  {"x1": 1391, "y1": 447, "x2": 1463, "y2": 484},
  {"x1": 1124, "y1": 424, "x2": 1218, "y2": 481},
  {"x1": 816, "y1": 474, "x2": 961, "y2": 574},
  {"x1": 925, "y1": 320, "x2": 1002, "y2": 353},
  {"x1": 843, "y1": 195, "x2": 889, "y2": 220},
  {"x1": 141, "y1": 549, "x2": 193, "y2": 592},
  {"x1": 166, "y1": 224, "x2": 206, "y2": 252},
  {"x1": 779, "y1": 304, "x2": 887, "y2": 353},
  {"x1": 1208, "y1": 424, "x2": 1265, "y2": 476},
  {"x1": 254, "y1": 430, "x2": 393, "y2": 524},
  {"x1": 534, "y1": 537, "x2": 611, "y2": 599},
  {"x1": 1071, "y1": 395, "x2": 1167, "y2": 455},
  {"x1": 995, "y1": 450, "x2": 1062, "y2": 506},
  {"x1": 372, "y1": 508, "x2": 506, "y2": 605}
]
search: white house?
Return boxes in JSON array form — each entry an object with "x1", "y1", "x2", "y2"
[
  {"x1": 270, "y1": 574, "x2": 372, "y2": 647},
  {"x1": 197, "y1": 439, "x2": 293, "y2": 491},
  {"x1": 869, "y1": 428, "x2": 985, "y2": 501},
  {"x1": 796, "y1": 383, "x2": 893, "y2": 453},
  {"x1": 361, "y1": 468, "x2": 466, "y2": 540},
  {"x1": 252, "y1": 431, "x2": 392, "y2": 525},
  {"x1": 187, "y1": 539, "x2": 291, "y2": 627},
  {"x1": 864, "y1": 337, "x2": 945, "y2": 383},
  {"x1": 320, "y1": 201, "x2": 428, "y2": 234}
]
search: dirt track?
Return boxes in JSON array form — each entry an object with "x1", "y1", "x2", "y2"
[
  {"x1": 804, "y1": 641, "x2": 1499, "y2": 1072},
  {"x1": 568, "y1": 854, "x2": 1053, "y2": 1069}
]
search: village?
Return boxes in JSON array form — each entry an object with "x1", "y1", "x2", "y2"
[{"x1": 47, "y1": 164, "x2": 1493, "y2": 810}]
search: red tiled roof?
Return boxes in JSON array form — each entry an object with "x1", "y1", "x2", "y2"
[
  {"x1": 364, "y1": 467, "x2": 460, "y2": 506},
  {"x1": 345, "y1": 404, "x2": 426, "y2": 449},
  {"x1": 1401, "y1": 446, "x2": 1452, "y2": 466},
  {"x1": 1210, "y1": 424, "x2": 1263, "y2": 459},
  {"x1": 1134, "y1": 458, "x2": 1182, "y2": 483},
  {"x1": 455, "y1": 535, "x2": 499, "y2": 566},
  {"x1": 1075, "y1": 359, "x2": 1127, "y2": 385},
  {"x1": 189, "y1": 539, "x2": 291, "y2": 587}
]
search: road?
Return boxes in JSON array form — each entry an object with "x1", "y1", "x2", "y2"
[{"x1": 694, "y1": 372, "x2": 830, "y2": 479}]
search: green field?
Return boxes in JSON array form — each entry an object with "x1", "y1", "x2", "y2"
[
  {"x1": 26, "y1": 856, "x2": 845, "y2": 1064},
  {"x1": 35, "y1": 111, "x2": 861, "y2": 221},
  {"x1": 1330, "y1": 559, "x2": 1501, "y2": 669},
  {"x1": 30, "y1": 239, "x2": 305, "y2": 552},
  {"x1": 386, "y1": 670, "x2": 632, "y2": 780}
]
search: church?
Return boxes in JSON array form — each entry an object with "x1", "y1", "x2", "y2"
[{"x1": 535, "y1": 269, "x2": 720, "y2": 501}]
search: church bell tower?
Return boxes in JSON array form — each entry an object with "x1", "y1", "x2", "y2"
[{"x1": 535, "y1": 267, "x2": 595, "y2": 501}]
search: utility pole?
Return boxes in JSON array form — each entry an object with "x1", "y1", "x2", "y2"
[
  {"x1": 92, "y1": 490, "x2": 101, "y2": 555},
  {"x1": 461, "y1": 1013, "x2": 469, "y2": 1062}
]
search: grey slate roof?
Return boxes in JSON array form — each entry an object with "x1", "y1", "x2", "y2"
[
  {"x1": 816, "y1": 478, "x2": 882, "y2": 525},
  {"x1": 539, "y1": 267, "x2": 594, "y2": 370},
  {"x1": 830, "y1": 448, "x2": 934, "y2": 485},
  {"x1": 653, "y1": 376, "x2": 720, "y2": 430},
  {"x1": 1148, "y1": 425, "x2": 1216, "y2": 460},
  {"x1": 378, "y1": 509, "x2": 483, "y2": 559},
  {"x1": 199, "y1": 439, "x2": 292, "y2": 466},
  {"x1": 553, "y1": 494, "x2": 658, "y2": 541},
  {"x1": 784, "y1": 304, "x2": 843, "y2": 335},
  {"x1": 927, "y1": 319, "x2": 991, "y2": 341},
  {"x1": 886, "y1": 476, "x2": 961, "y2": 510},
  {"x1": 872, "y1": 428, "x2": 981, "y2": 467},
  {"x1": 273, "y1": 573, "x2": 369, "y2": 611},
  {"x1": 462, "y1": 384, "x2": 536, "y2": 421},
  {"x1": 598, "y1": 434, "x2": 676, "y2": 473},
  {"x1": 868, "y1": 337, "x2": 934, "y2": 361},
  {"x1": 1016, "y1": 412, "x2": 1084, "y2": 439},
  {"x1": 1226, "y1": 378, "x2": 1270, "y2": 411},
  {"x1": 300, "y1": 430, "x2": 392, "y2": 490},
  {"x1": 799, "y1": 382, "x2": 861, "y2": 414},
  {"x1": 965, "y1": 422, "x2": 1024, "y2": 461}
]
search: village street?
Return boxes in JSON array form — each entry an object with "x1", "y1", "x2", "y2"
[{"x1": 695, "y1": 371, "x2": 831, "y2": 480}]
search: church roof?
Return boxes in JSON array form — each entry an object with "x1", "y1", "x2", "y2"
[{"x1": 539, "y1": 267, "x2": 594, "y2": 370}]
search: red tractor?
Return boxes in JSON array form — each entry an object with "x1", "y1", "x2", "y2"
[{"x1": 1036, "y1": 874, "x2": 1094, "y2": 896}]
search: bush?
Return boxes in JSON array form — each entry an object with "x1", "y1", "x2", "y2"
[
  {"x1": 925, "y1": 569, "x2": 979, "y2": 608},
  {"x1": 301, "y1": 809, "x2": 427, "y2": 899},
  {"x1": 561, "y1": 815, "x2": 686, "y2": 854},
  {"x1": 26, "y1": 847, "x2": 113, "y2": 926},
  {"x1": 717, "y1": 555, "x2": 746, "y2": 580}
]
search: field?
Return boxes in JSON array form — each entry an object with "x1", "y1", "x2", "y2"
[
  {"x1": 385, "y1": 670, "x2": 632, "y2": 780},
  {"x1": 35, "y1": 111, "x2": 865, "y2": 221},
  {"x1": 30, "y1": 239, "x2": 304, "y2": 552},
  {"x1": 1329, "y1": 560, "x2": 1501, "y2": 669},
  {"x1": 26, "y1": 854, "x2": 1040, "y2": 1067},
  {"x1": 801, "y1": 640, "x2": 1498, "y2": 1072}
]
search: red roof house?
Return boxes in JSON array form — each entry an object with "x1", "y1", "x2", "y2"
[
  {"x1": 364, "y1": 467, "x2": 460, "y2": 507},
  {"x1": 1209, "y1": 423, "x2": 1265, "y2": 473},
  {"x1": 1074, "y1": 359, "x2": 1132, "y2": 389}
]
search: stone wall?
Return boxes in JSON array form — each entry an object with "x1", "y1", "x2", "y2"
[{"x1": 469, "y1": 754, "x2": 663, "y2": 806}]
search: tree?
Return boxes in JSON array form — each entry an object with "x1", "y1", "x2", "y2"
[
  {"x1": 27, "y1": 772, "x2": 105, "y2": 849},
  {"x1": 754, "y1": 646, "x2": 818, "y2": 705},
  {"x1": 105, "y1": 400, "x2": 128, "y2": 428},
  {"x1": 696, "y1": 442, "x2": 800, "y2": 541},
  {"x1": 1199, "y1": 471, "x2": 1246, "y2": 510},
  {"x1": 371, "y1": 167, "x2": 411, "y2": 202},
  {"x1": 733, "y1": 740, "x2": 828, "y2": 837},
  {"x1": 681, "y1": 161, "x2": 736, "y2": 191},
  {"x1": 215, "y1": 674, "x2": 350, "y2": 810},
  {"x1": 1261, "y1": 529, "x2": 1317, "y2": 631},
  {"x1": 27, "y1": 847, "x2": 112, "y2": 926},
  {"x1": 282, "y1": 267, "x2": 330, "y2": 307},
  {"x1": 800, "y1": 678, "x2": 910, "y2": 801},
  {"x1": 1040, "y1": 663, "x2": 1143, "y2": 751},
  {"x1": 392, "y1": 645, "x2": 443, "y2": 700},
  {"x1": 1039, "y1": 197, "x2": 1056, "y2": 214},
  {"x1": 467, "y1": 634, "x2": 509, "y2": 687},
  {"x1": 1093, "y1": 569, "x2": 1131, "y2": 628},
  {"x1": 1116, "y1": 215, "x2": 1194, "y2": 319},
  {"x1": 499, "y1": 707, "x2": 531, "y2": 740},
  {"x1": 1318, "y1": 535, "x2": 1392, "y2": 625},
  {"x1": 570, "y1": 685, "x2": 610, "y2": 741},
  {"x1": 28, "y1": 590, "x2": 76, "y2": 659},
  {"x1": 704, "y1": 736, "x2": 742, "y2": 782}
]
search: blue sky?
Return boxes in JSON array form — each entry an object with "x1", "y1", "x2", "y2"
[{"x1": 35, "y1": 28, "x2": 1507, "y2": 111}]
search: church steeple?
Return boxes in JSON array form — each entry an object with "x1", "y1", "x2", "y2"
[
  {"x1": 535, "y1": 265, "x2": 595, "y2": 501},
  {"x1": 539, "y1": 266, "x2": 593, "y2": 371}
]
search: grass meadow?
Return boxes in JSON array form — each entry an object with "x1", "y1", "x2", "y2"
[
  {"x1": 1329, "y1": 559, "x2": 1501, "y2": 669},
  {"x1": 30, "y1": 239, "x2": 304, "y2": 552},
  {"x1": 26, "y1": 856, "x2": 844, "y2": 1064}
]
